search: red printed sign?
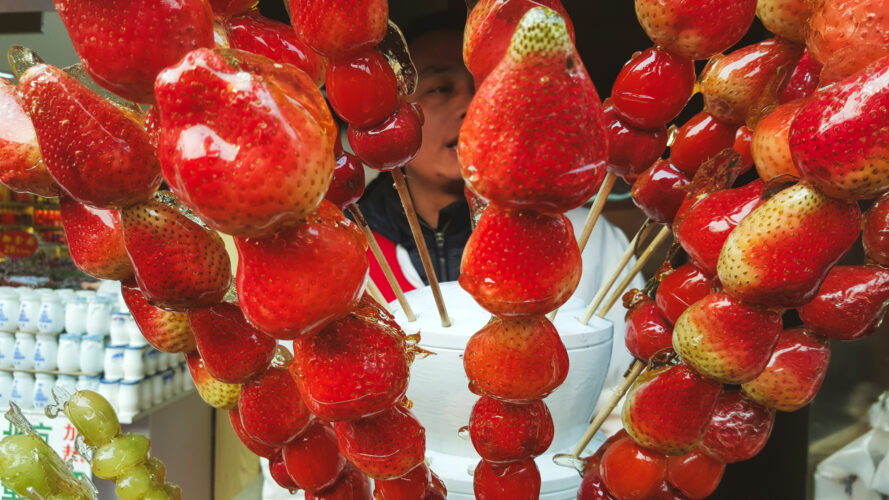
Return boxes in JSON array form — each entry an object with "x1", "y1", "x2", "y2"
[{"x1": 0, "y1": 230, "x2": 38, "y2": 258}]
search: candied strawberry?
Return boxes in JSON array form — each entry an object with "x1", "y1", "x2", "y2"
[
  {"x1": 54, "y1": 0, "x2": 214, "y2": 103},
  {"x1": 121, "y1": 279, "x2": 197, "y2": 353},
  {"x1": 228, "y1": 408, "x2": 281, "y2": 460},
  {"x1": 326, "y1": 49, "x2": 398, "y2": 128},
  {"x1": 122, "y1": 196, "x2": 232, "y2": 312},
  {"x1": 469, "y1": 397, "x2": 554, "y2": 462},
  {"x1": 666, "y1": 449, "x2": 725, "y2": 499},
  {"x1": 732, "y1": 126, "x2": 755, "y2": 174},
  {"x1": 60, "y1": 197, "x2": 132, "y2": 281},
  {"x1": 756, "y1": 0, "x2": 812, "y2": 42},
  {"x1": 717, "y1": 183, "x2": 860, "y2": 307},
  {"x1": 798, "y1": 265, "x2": 889, "y2": 340},
  {"x1": 577, "y1": 464, "x2": 616, "y2": 500},
  {"x1": 635, "y1": 0, "x2": 757, "y2": 60},
  {"x1": 374, "y1": 463, "x2": 431, "y2": 500},
  {"x1": 425, "y1": 473, "x2": 447, "y2": 500},
  {"x1": 807, "y1": 0, "x2": 889, "y2": 84},
  {"x1": 185, "y1": 351, "x2": 241, "y2": 410},
  {"x1": 333, "y1": 405, "x2": 425, "y2": 480},
  {"x1": 0, "y1": 79, "x2": 58, "y2": 197},
  {"x1": 752, "y1": 100, "x2": 805, "y2": 182},
  {"x1": 863, "y1": 192, "x2": 889, "y2": 265},
  {"x1": 602, "y1": 100, "x2": 668, "y2": 182},
  {"x1": 742, "y1": 328, "x2": 830, "y2": 411},
  {"x1": 269, "y1": 457, "x2": 299, "y2": 492},
  {"x1": 155, "y1": 48, "x2": 336, "y2": 237},
  {"x1": 460, "y1": 206, "x2": 581, "y2": 316},
  {"x1": 623, "y1": 289, "x2": 674, "y2": 360},
  {"x1": 611, "y1": 46, "x2": 696, "y2": 131},
  {"x1": 669, "y1": 112, "x2": 739, "y2": 177},
  {"x1": 631, "y1": 160, "x2": 691, "y2": 224},
  {"x1": 700, "y1": 390, "x2": 775, "y2": 463},
  {"x1": 348, "y1": 103, "x2": 422, "y2": 171},
  {"x1": 654, "y1": 265, "x2": 713, "y2": 325},
  {"x1": 290, "y1": 303, "x2": 410, "y2": 421},
  {"x1": 282, "y1": 421, "x2": 346, "y2": 493},
  {"x1": 188, "y1": 303, "x2": 276, "y2": 384},
  {"x1": 789, "y1": 56, "x2": 889, "y2": 200},
  {"x1": 459, "y1": 7, "x2": 607, "y2": 213},
  {"x1": 473, "y1": 459, "x2": 540, "y2": 500},
  {"x1": 305, "y1": 463, "x2": 371, "y2": 500},
  {"x1": 779, "y1": 50, "x2": 822, "y2": 103},
  {"x1": 235, "y1": 201, "x2": 368, "y2": 339},
  {"x1": 238, "y1": 367, "x2": 313, "y2": 447},
  {"x1": 210, "y1": 0, "x2": 259, "y2": 17},
  {"x1": 325, "y1": 153, "x2": 365, "y2": 209},
  {"x1": 623, "y1": 363, "x2": 722, "y2": 455},
  {"x1": 600, "y1": 437, "x2": 667, "y2": 500},
  {"x1": 18, "y1": 64, "x2": 162, "y2": 208},
  {"x1": 290, "y1": 0, "x2": 388, "y2": 60},
  {"x1": 224, "y1": 12, "x2": 328, "y2": 86}
]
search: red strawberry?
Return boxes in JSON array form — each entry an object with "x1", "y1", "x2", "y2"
[
  {"x1": 0, "y1": 79, "x2": 59, "y2": 197},
  {"x1": 674, "y1": 179, "x2": 765, "y2": 276},
  {"x1": 622, "y1": 362, "x2": 722, "y2": 455},
  {"x1": 473, "y1": 459, "x2": 540, "y2": 500},
  {"x1": 121, "y1": 279, "x2": 197, "y2": 353},
  {"x1": 238, "y1": 367, "x2": 313, "y2": 447},
  {"x1": 631, "y1": 160, "x2": 691, "y2": 224},
  {"x1": 325, "y1": 153, "x2": 365, "y2": 209},
  {"x1": 798, "y1": 265, "x2": 889, "y2": 340},
  {"x1": 282, "y1": 421, "x2": 346, "y2": 493},
  {"x1": 224, "y1": 12, "x2": 328, "y2": 86},
  {"x1": 228, "y1": 408, "x2": 281, "y2": 460},
  {"x1": 741, "y1": 327, "x2": 830, "y2": 411},
  {"x1": 634, "y1": 0, "x2": 757, "y2": 60},
  {"x1": 185, "y1": 351, "x2": 241, "y2": 410},
  {"x1": 779, "y1": 50, "x2": 822, "y2": 103},
  {"x1": 374, "y1": 463, "x2": 431, "y2": 500},
  {"x1": 469, "y1": 397, "x2": 554, "y2": 463},
  {"x1": 235, "y1": 200, "x2": 368, "y2": 339},
  {"x1": 654, "y1": 264, "x2": 713, "y2": 325},
  {"x1": 789, "y1": 56, "x2": 889, "y2": 200},
  {"x1": 670, "y1": 112, "x2": 739, "y2": 177},
  {"x1": 54, "y1": 0, "x2": 214, "y2": 103},
  {"x1": 187, "y1": 303, "x2": 276, "y2": 384},
  {"x1": 460, "y1": 206, "x2": 581, "y2": 316},
  {"x1": 18, "y1": 64, "x2": 162, "y2": 208},
  {"x1": 155, "y1": 48, "x2": 336, "y2": 236},
  {"x1": 600, "y1": 436, "x2": 667, "y2": 500},
  {"x1": 666, "y1": 449, "x2": 725, "y2": 500},
  {"x1": 459, "y1": 7, "x2": 607, "y2": 213},
  {"x1": 425, "y1": 473, "x2": 447, "y2": 500},
  {"x1": 673, "y1": 292, "x2": 782, "y2": 384},
  {"x1": 290, "y1": 298, "x2": 410, "y2": 421},
  {"x1": 290, "y1": 0, "x2": 388, "y2": 60},
  {"x1": 733, "y1": 126, "x2": 755, "y2": 174},
  {"x1": 305, "y1": 462, "x2": 371, "y2": 500},
  {"x1": 863, "y1": 192, "x2": 889, "y2": 265},
  {"x1": 463, "y1": 316, "x2": 568, "y2": 401},
  {"x1": 326, "y1": 49, "x2": 398, "y2": 128},
  {"x1": 699, "y1": 38, "x2": 804, "y2": 126},
  {"x1": 756, "y1": 0, "x2": 813, "y2": 42},
  {"x1": 269, "y1": 457, "x2": 299, "y2": 492},
  {"x1": 333, "y1": 405, "x2": 425, "y2": 480},
  {"x1": 144, "y1": 106, "x2": 160, "y2": 150},
  {"x1": 122, "y1": 195, "x2": 231, "y2": 311},
  {"x1": 60, "y1": 196, "x2": 132, "y2": 280},
  {"x1": 717, "y1": 183, "x2": 860, "y2": 307},
  {"x1": 602, "y1": 100, "x2": 668, "y2": 183},
  {"x1": 463, "y1": 0, "x2": 574, "y2": 84},
  {"x1": 577, "y1": 464, "x2": 616, "y2": 500},
  {"x1": 700, "y1": 390, "x2": 775, "y2": 463},
  {"x1": 623, "y1": 289, "x2": 674, "y2": 361},
  {"x1": 348, "y1": 103, "x2": 422, "y2": 171},
  {"x1": 611, "y1": 46, "x2": 696, "y2": 131},
  {"x1": 751, "y1": 100, "x2": 805, "y2": 182},
  {"x1": 807, "y1": 0, "x2": 889, "y2": 84},
  {"x1": 211, "y1": 0, "x2": 259, "y2": 17}
]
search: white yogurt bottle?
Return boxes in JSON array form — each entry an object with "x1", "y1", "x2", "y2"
[
  {"x1": 33, "y1": 333, "x2": 58, "y2": 371},
  {"x1": 79, "y1": 335, "x2": 105, "y2": 374},
  {"x1": 123, "y1": 346, "x2": 144, "y2": 381},
  {"x1": 86, "y1": 297, "x2": 113, "y2": 336},
  {"x1": 13, "y1": 332, "x2": 36, "y2": 370},
  {"x1": 32, "y1": 373, "x2": 55, "y2": 410},
  {"x1": 54, "y1": 374, "x2": 77, "y2": 397},
  {"x1": 54, "y1": 289, "x2": 75, "y2": 302},
  {"x1": 119, "y1": 380, "x2": 141, "y2": 415},
  {"x1": 0, "y1": 289, "x2": 19, "y2": 332},
  {"x1": 98, "y1": 379, "x2": 120, "y2": 412},
  {"x1": 151, "y1": 373, "x2": 163, "y2": 405},
  {"x1": 10, "y1": 372, "x2": 35, "y2": 409},
  {"x1": 125, "y1": 314, "x2": 146, "y2": 347},
  {"x1": 140, "y1": 376, "x2": 153, "y2": 410},
  {"x1": 0, "y1": 331, "x2": 14, "y2": 369},
  {"x1": 158, "y1": 351, "x2": 171, "y2": 372},
  {"x1": 76, "y1": 375, "x2": 101, "y2": 393},
  {"x1": 0, "y1": 371, "x2": 12, "y2": 408},
  {"x1": 37, "y1": 295, "x2": 64, "y2": 335},
  {"x1": 64, "y1": 297, "x2": 89, "y2": 336},
  {"x1": 104, "y1": 345, "x2": 126, "y2": 380},
  {"x1": 57, "y1": 334, "x2": 82, "y2": 373},
  {"x1": 17, "y1": 296, "x2": 41, "y2": 333},
  {"x1": 172, "y1": 366, "x2": 183, "y2": 395},
  {"x1": 162, "y1": 370, "x2": 174, "y2": 400},
  {"x1": 145, "y1": 349, "x2": 159, "y2": 375},
  {"x1": 74, "y1": 290, "x2": 95, "y2": 300},
  {"x1": 109, "y1": 312, "x2": 129, "y2": 345}
]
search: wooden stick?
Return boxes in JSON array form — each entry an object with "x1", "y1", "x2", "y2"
[
  {"x1": 594, "y1": 225, "x2": 672, "y2": 320},
  {"x1": 570, "y1": 359, "x2": 645, "y2": 457},
  {"x1": 391, "y1": 168, "x2": 452, "y2": 327},
  {"x1": 579, "y1": 221, "x2": 656, "y2": 325},
  {"x1": 365, "y1": 279, "x2": 393, "y2": 315},
  {"x1": 347, "y1": 204, "x2": 417, "y2": 322}
]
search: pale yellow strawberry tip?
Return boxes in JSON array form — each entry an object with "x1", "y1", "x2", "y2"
[{"x1": 508, "y1": 7, "x2": 571, "y2": 61}]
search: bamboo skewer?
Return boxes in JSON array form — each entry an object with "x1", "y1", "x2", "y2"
[
  {"x1": 347, "y1": 204, "x2": 417, "y2": 322},
  {"x1": 365, "y1": 279, "x2": 393, "y2": 315},
  {"x1": 391, "y1": 168, "x2": 452, "y2": 327}
]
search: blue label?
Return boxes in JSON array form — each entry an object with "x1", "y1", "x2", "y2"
[
  {"x1": 13, "y1": 348, "x2": 23, "y2": 361},
  {"x1": 38, "y1": 309, "x2": 50, "y2": 325},
  {"x1": 0, "y1": 308, "x2": 7, "y2": 323},
  {"x1": 17, "y1": 309, "x2": 27, "y2": 322},
  {"x1": 10, "y1": 386, "x2": 19, "y2": 398},
  {"x1": 33, "y1": 348, "x2": 44, "y2": 362}
]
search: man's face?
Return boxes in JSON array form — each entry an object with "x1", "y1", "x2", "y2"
[{"x1": 405, "y1": 30, "x2": 475, "y2": 189}]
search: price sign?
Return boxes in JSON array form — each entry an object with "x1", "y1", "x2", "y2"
[{"x1": 0, "y1": 230, "x2": 38, "y2": 258}]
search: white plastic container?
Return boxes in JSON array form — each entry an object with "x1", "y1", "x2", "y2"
[
  {"x1": 104, "y1": 345, "x2": 126, "y2": 380},
  {"x1": 151, "y1": 373, "x2": 163, "y2": 405},
  {"x1": 119, "y1": 379, "x2": 141, "y2": 415},
  {"x1": 0, "y1": 371, "x2": 12, "y2": 408},
  {"x1": 86, "y1": 297, "x2": 113, "y2": 336},
  {"x1": 13, "y1": 332, "x2": 35, "y2": 370},
  {"x1": 54, "y1": 289, "x2": 75, "y2": 302},
  {"x1": 10, "y1": 371, "x2": 35, "y2": 409},
  {"x1": 32, "y1": 373, "x2": 55, "y2": 410},
  {"x1": 17, "y1": 296, "x2": 41, "y2": 333},
  {"x1": 140, "y1": 376, "x2": 153, "y2": 410},
  {"x1": 0, "y1": 289, "x2": 20, "y2": 332},
  {"x1": 74, "y1": 290, "x2": 96, "y2": 300},
  {"x1": 79, "y1": 335, "x2": 105, "y2": 374},
  {"x1": 172, "y1": 366, "x2": 183, "y2": 395},
  {"x1": 54, "y1": 374, "x2": 77, "y2": 397},
  {"x1": 76, "y1": 375, "x2": 100, "y2": 393},
  {"x1": 162, "y1": 370, "x2": 174, "y2": 400},
  {"x1": 98, "y1": 379, "x2": 120, "y2": 412},
  {"x1": 157, "y1": 350, "x2": 170, "y2": 372},
  {"x1": 57, "y1": 334, "x2": 82, "y2": 373},
  {"x1": 145, "y1": 349, "x2": 159, "y2": 376},
  {"x1": 37, "y1": 295, "x2": 64, "y2": 335},
  {"x1": 123, "y1": 346, "x2": 144, "y2": 381},
  {"x1": 33, "y1": 333, "x2": 58, "y2": 371},
  {"x1": 109, "y1": 312, "x2": 129, "y2": 345},
  {"x1": 0, "y1": 331, "x2": 14, "y2": 369},
  {"x1": 125, "y1": 314, "x2": 146, "y2": 347},
  {"x1": 64, "y1": 297, "x2": 89, "y2": 336}
]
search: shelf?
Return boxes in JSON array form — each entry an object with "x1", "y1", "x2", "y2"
[
  {"x1": 18, "y1": 389, "x2": 198, "y2": 424},
  {"x1": 0, "y1": 367, "x2": 101, "y2": 377},
  {"x1": 0, "y1": 201, "x2": 59, "y2": 208},
  {"x1": 0, "y1": 225, "x2": 64, "y2": 231}
]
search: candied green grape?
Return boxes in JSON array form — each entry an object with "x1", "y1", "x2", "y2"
[
  {"x1": 145, "y1": 456, "x2": 166, "y2": 483},
  {"x1": 143, "y1": 487, "x2": 171, "y2": 500},
  {"x1": 0, "y1": 434, "x2": 92, "y2": 498},
  {"x1": 91, "y1": 434, "x2": 150, "y2": 480},
  {"x1": 64, "y1": 391, "x2": 121, "y2": 447},
  {"x1": 163, "y1": 483, "x2": 182, "y2": 500},
  {"x1": 114, "y1": 465, "x2": 156, "y2": 500}
]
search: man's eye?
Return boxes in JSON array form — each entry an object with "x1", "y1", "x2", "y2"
[{"x1": 428, "y1": 86, "x2": 452, "y2": 95}]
